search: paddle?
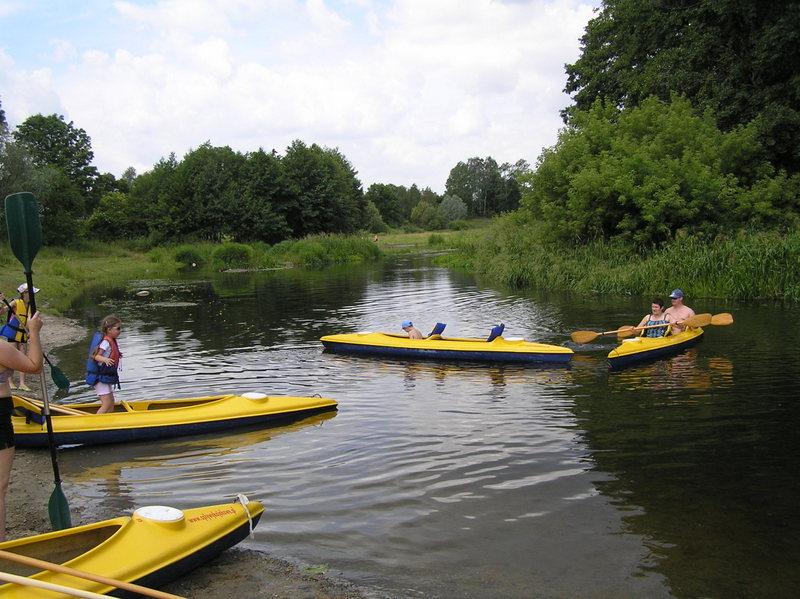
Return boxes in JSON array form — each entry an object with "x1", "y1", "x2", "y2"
[
  {"x1": 1, "y1": 296, "x2": 69, "y2": 390},
  {"x1": 0, "y1": 571, "x2": 108, "y2": 599},
  {"x1": 0, "y1": 548, "x2": 187, "y2": 599},
  {"x1": 4, "y1": 191, "x2": 71, "y2": 530},
  {"x1": 571, "y1": 326, "x2": 635, "y2": 344}
]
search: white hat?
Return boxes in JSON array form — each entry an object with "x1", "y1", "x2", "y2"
[{"x1": 18, "y1": 283, "x2": 40, "y2": 294}]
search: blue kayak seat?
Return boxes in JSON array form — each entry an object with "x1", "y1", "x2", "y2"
[
  {"x1": 427, "y1": 322, "x2": 446, "y2": 337},
  {"x1": 487, "y1": 323, "x2": 505, "y2": 342}
]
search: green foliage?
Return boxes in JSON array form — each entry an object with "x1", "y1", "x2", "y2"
[
  {"x1": 445, "y1": 157, "x2": 522, "y2": 217},
  {"x1": 173, "y1": 245, "x2": 206, "y2": 269},
  {"x1": 447, "y1": 219, "x2": 471, "y2": 231},
  {"x1": 427, "y1": 233, "x2": 446, "y2": 247},
  {"x1": 565, "y1": 0, "x2": 800, "y2": 173},
  {"x1": 363, "y1": 200, "x2": 389, "y2": 233},
  {"x1": 87, "y1": 191, "x2": 148, "y2": 240},
  {"x1": 272, "y1": 234, "x2": 382, "y2": 269},
  {"x1": 410, "y1": 200, "x2": 445, "y2": 230},
  {"x1": 438, "y1": 212, "x2": 800, "y2": 301},
  {"x1": 365, "y1": 183, "x2": 404, "y2": 226},
  {"x1": 523, "y1": 96, "x2": 799, "y2": 246},
  {"x1": 212, "y1": 242, "x2": 254, "y2": 269},
  {"x1": 439, "y1": 194, "x2": 468, "y2": 223}
]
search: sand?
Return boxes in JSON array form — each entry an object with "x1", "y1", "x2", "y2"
[{"x1": 5, "y1": 314, "x2": 366, "y2": 599}]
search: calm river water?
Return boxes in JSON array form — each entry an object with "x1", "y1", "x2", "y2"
[{"x1": 49, "y1": 256, "x2": 799, "y2": 598}]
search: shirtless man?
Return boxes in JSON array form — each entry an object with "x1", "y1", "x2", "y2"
[
  {"x1": 664, "y1": 289, "x2": 696, "y2": 334},
  {"x1": 401, "y1": 320, "x2": 424, "y2": 340}
]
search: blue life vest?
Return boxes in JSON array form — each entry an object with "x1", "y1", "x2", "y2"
[
  {"x1": 1, "y1": 314, "x2": 27, "y2": 343},
  {"x1": 643, "y1": 318, "x2": 669, "y2": 338},
  {"x1": 85, "y1": 331, "x2": 121, "y2": 387}
]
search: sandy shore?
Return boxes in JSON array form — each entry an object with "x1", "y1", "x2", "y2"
[{"x1": 7, "y1": 314, "x2": 366, "y2": 599}]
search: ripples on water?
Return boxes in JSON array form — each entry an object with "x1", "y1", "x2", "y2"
[{"x1": 52, "y1": 260, "x2": 799, "y2": 598}]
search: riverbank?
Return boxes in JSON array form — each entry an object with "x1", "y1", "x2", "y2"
[{"x1": 6, "y1": 313, "x2": 366, "y2": 599}]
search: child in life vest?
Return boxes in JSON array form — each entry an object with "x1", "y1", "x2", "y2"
[
  {"x1": 86, "y1": 315, "x2": 123, "y2": 414},
  {"x1": 0, "y1": 283, "x2": 38, "y2": 391}
]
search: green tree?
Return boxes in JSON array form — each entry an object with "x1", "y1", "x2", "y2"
[
  {"x1": 365, "y1": 183, "x2": 404, "y2": 227},
  {"x1": 239, "y1": 149, "x2": 292, "y2": 243},
  {"x1": 410, "y1": 200, "x2": 445, "y2": 230},
  {"x1": 363, "y1": 200, "x2": 389, "y2": 233},
  {"x1": 87, "y1": 191, "x2": 148, "y2": 240},
  {"x1": 13, "y1": 114, "x2": 99, "y2": 199},
  {"x1": 523, "y1": 96, "x2": 799, "y2": 246},
  {"x1": 0, "y1": 97, "x2": 7, "y2": 139},
  {"x1": 439, "y1": 194, "x2": 468, "y2": 223},
  {"x1": 445, "y1": 157, "x2": 510, "y2": 216},
  {"x1": 564, "y1": 0, "x2": 800, "y2": 173}
]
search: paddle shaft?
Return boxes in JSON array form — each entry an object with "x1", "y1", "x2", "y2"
[
  {"x1": 22, "y1": 396, "x2": 85, "y2": 416},
  {"x1": 0, "y1": 549, "x2": 186, "y2": 599},
  {"x1": 622, "y1": 313, "x2": 712, "y2": 336},
  {"x1": 0, "y1": 571, "x2": 108, "y2": 599}
]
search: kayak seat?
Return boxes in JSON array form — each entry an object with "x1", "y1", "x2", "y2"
[
  {"x1": 427, "y1": 322, "x2": 446, "y2": 337},
  {"x1": 12, "y1": 406, "x2": 45, "y2": 425},
  {"x1": 487, "y1": 323, "x2": 505, "y2": 342}
]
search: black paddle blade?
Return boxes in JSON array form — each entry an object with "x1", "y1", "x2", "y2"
[
  {"x1": 4, "y1": 192, "x2": 43, "y2": 272},
  {"x1": 48, "y1": 484, "x2": 72, "y2": 530},
  {"x1": 50, "y1": 366, "x2": 71, "y2": 391}
]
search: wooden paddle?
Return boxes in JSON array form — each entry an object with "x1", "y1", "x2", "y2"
[
  {"x1": 0, "y1": 549, "x2": 186, "y2": 599},
  {"x1": 711, "y1": 312, "x2": 734, "y2": 326},
  {"x1": 4, "y1": 191, "x2": 71, "y2": 530},
  {"x1": 616, "y1": 313, "x2": 714, "y2": 338},
  {"x1": 0, "y1": 571, "x2": 108, "y2": 598},
  {"x1": 571, "y1": 326, "x2": 636, "y2": 344},
  {"x1": 21, "y1": 396, "x2": 85, "y2": 416}
]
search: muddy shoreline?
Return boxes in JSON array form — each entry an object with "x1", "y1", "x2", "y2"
[{"x1": 7, "y1": 314, "x2": 367, "y2": 598}]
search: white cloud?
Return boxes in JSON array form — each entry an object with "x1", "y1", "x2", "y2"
[{"x1": 0, "y1": 0, "x2": 596, "y2": 190}]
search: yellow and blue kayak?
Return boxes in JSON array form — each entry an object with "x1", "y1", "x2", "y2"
[
  {"x1": 608, "y1": 327, "x2": 704, "y2": 368},
  {"x1": 0, "y1": 498, "x2": 263, "y2": 598},
  {"x1": 320, "y1": 331, "x2": 573, "y2": 364},
  {"x1": 12, "y1": 392, "x2": 337, "y2": 447}
]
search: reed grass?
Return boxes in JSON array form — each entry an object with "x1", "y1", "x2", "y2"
[{"x1": 436, "y1": 214, "x2": 800, "y2": 301}]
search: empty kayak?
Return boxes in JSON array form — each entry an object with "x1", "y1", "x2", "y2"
[
  {"x1": 320, "y1": 332, "x2": 573, "y2": 363},
  {"x1": 0, "y1": 498, "x2": 263, "y2": 598},
  {"x1": 12, "y1": 392, "x2": 337, "y2": 447},
  {"x1": 608, "y1": 327, "x2": 704, "y2": 368}
]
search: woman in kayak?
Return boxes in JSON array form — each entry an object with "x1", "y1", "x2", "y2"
[
  {"x1": 636, "y1": 298, "x2": 670, "y2": 338},
  {"x1": 0, "y1": 311, "x2": 43, "y2": 541}
]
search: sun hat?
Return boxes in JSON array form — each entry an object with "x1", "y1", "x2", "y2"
[
  {"x1": 18, "y1": 283, "x2": 40, "y2": 294},
  {"x1": 401, "y1": 320, "x2": 413, "y2": 328},
  {"x1": 669, "y1": 289, "x2": 684, "y2": 299}
]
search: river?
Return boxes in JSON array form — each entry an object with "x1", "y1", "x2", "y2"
[{"x1": 49, "y1": 255, "x2": 800, "y2": 598}]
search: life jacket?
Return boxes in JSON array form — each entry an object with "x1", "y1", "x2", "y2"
[
  {"x1": 1, "y1": 299, "x2": 29, "y2": 343},
  {"x1": 85, "y1": 331, "x2": 122, "y2": 388}
]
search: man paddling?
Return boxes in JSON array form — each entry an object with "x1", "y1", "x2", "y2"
[{"x1": 665, "y1": 289, "x2": 696, "y2": 334}]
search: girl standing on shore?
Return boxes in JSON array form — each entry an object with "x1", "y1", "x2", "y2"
[
  {"x1": 0, "y1": 312, "x2": 43, "y2": 541},
  {"x1": 86, "y1": 315, "x2": 123, "y2": 414}
]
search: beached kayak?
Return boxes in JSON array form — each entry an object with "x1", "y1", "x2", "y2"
[
  {"x1": 320, "y1": 331, "x2": 573, "y2": 363},
  {"x1": 0, "y1": 498, "x2": 263, "y2": 598},
  {"x1": 607, "y1": 327, "x2": 704, "y2": 368},
  {"x1": 11, "y1": 392, "x2": 337, "y2": 447}
]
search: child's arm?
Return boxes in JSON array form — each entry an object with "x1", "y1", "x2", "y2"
[{"x1": 93, "y1": 341, "x2": 116, "y2": 366}]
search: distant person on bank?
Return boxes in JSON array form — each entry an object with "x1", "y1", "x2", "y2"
[
  {"x1": 0, "y1": 312, "x2": 44, "y2": 541},
  {"x1": 401, "y1": 320, "x2": 424, "y2": 340},
  {"x1": 0, "y1": 283, "x2": 39, "y2": 391},
  {"x1": 664, "y1": 289, "x2": 696, "y2": 334}
]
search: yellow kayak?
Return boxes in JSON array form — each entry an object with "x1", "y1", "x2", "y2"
[
  {"x1": 0, "y1": 498, "x2": 263, "y2": 598},
  {"x1": 12, "y1": 392, "x2": 337, "y2": 447},
  {"x1": 320, "y1": 331, "x2": 573, "y2": 364},
  {"x1": 608, "y1": 327, "x2": 704, "y2": 368}
]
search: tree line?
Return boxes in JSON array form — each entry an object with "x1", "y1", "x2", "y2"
[
  {"x1": 0, "y1": 99, "x2": 522, "y2": 247},
  {"x1": 524, "y1": 0, "x2": 800, "y2": 248}
]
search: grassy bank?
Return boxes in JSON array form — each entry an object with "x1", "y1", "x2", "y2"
[
  {"x1": 0, "y1": 234, "x2": 383, "y2": 314},
  {"x1": 436, "y1": 213, "x2": 800, "y2": 301}
]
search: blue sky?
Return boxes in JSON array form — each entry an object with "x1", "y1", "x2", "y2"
[{"x1": 1, "y1": 0, "x2": 598, "y2": 191}]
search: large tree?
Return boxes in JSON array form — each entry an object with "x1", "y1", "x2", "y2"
[
  {"x1": 564, "y1": 0, "x2": 800, "y2": 172},
  {"x1": 13, "y1": 114, "x2": 99, "y2": 198},
  {"x1": 445, "y1": 157, "x2": 518, "y2": 217}
]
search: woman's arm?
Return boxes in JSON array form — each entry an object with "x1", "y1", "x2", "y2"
[{"x1": 0, "y1": 312, "x2": 43, "y2": 373}]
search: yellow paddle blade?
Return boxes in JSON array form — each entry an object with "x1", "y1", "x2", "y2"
[
  {"x1": 571, "y1": 330, "x2": 600, "y2": 344},
  {"x1": 711, "y1": 312, "x2": 734, "y2": 326},
  {"x1": 616, "y1": 325, "x2": 638, "y2": 339},
  {"x1": 683, "y1": 313, "x2": 712, "y2": 327}
]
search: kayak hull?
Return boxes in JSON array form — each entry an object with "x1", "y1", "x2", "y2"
[
  {"x1": 0, "y1": 500, "x2": 264, "y2": 598},
  {"x1": 12, "y1": 393, "x2": 337, "y2": 448},
  {"x1": 608, "y1": 327, "x2": 704, "y2": 368},
  {"x1": 321, "y1": 332, "x2": 573, "y2": 364}
]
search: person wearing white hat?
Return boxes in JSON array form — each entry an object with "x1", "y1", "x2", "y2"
[
  {"x1": 664, "y1": 288, "x2": 696, "y2": 334},
  {"x1": 0, "y1": 284, "x2": 41, "y2": 391}
]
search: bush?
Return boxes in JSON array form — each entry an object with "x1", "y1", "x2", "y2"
[
  {"x1": 428, "y1": 233, "x2": 446, "y2": 247},
  {"x1": 448, "y1": 219, "x2": 471, "y2": 230},
  {"x1": 173, "y1": 245, "x2": 204, "y2": 269},
  {"x1": 212, "y1": 242, "x2": 254, "y2": 269}
]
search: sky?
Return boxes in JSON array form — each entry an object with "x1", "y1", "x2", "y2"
[{"x1": 0, "y1": 0, "x2": 598, "y2": 192}]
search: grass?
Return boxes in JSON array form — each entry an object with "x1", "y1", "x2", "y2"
[{"x1": 436, "y1": 213, "x2": 800, "y2": 301}]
